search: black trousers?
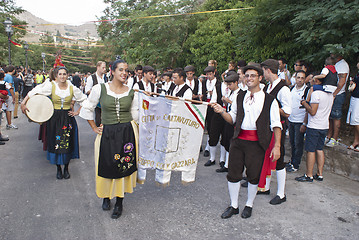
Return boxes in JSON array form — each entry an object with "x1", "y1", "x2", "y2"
[
  {"x1": 276, "y1": 123, "x2": 287, "y2": 170},
  {"x1": 227, "y1": 138, "x2": 265, "y2": 184},
  {"x1": 205, "y1": 107, "x2": 214, "y2": 135},
  {"x1": 208, "y1": 112, "x2": 225, "y2": 146}
]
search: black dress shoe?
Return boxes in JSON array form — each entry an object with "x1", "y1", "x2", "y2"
[
  {"x1": 269, "y1": 195, "x2": 286, "y2": 205},
  {"x1": 204, "y1": 160, "x2": 215, "y2": 166},
  {"x1": 221, "y1": 206, "x2": 239, "y2": 219},
  {"x1": 257, "y1": 189, "x2": 270, "y2": 195},
  {"x1": 63, "y1": 169, "x2": 70, "y2": 179},
  {"x1": 0, "y1": 141, "x2": 5, "y2": 145},
  {"x1": 0, "y1": 135, "x2": 9, "y2": 141},
  {"x1": 102, "y1": 198, "x2": 111, "y2": 211},
  {"x1": 216, "y1": 167, "x2": 228, "y2": 173},
  {"x1": 203, "y1": 150, "x2": 210, "y2": 157},
  {"x1": 241, "y1": 206, "x2": 252, "y2": 219},
  {"x1": 56, "y1": 170, "x2": 63, "y2": 179},
  {"x1": 111, "y1": 205, "x2": 123, "y2": 219},
  {"x1": 241, "y1": 180, "x2": 248, "y2": 188}
]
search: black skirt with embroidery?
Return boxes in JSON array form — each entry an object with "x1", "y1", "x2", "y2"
[
  {"x1": 47, "y1": 109, "x2": 76, "y2": 154},
  {"x1": 98, "y1": 122, "x2": 137, "y2": 179}
]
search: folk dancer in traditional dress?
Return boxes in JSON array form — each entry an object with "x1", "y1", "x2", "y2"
[
  {"x1": 132, "y1": 65, "x2": 156, "y2": 93},
  {"x1": 216, "y1": 73, "x2": 240, "y2": 173},
  {"x1": 260, "y1": 59, "x2": 292, "y2": 205},
  {"x1": 212, "y1": 64, "x2": 282, "y2": 219},
  {"x1": 85, "y1": 61, "x2": 108, "y2": 127},
  {"x1": 184, "y1": 65, "x2": 202, "y2": 101},
  {"x1": 205, "y1": 67, "x2": 231, "y2": 168},
  {"x1": 21, "y1": 67, "x2": 87, "y2": 179},
  {"x1": 80, "y1": 60, "x2": 139, "y2": 219}
]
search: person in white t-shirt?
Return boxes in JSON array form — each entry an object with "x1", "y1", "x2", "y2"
[
  {"x1": 325, "y1": 54, "x2": 350, "y2": 147},
  {"x1": 296, "y1": 79, "x2": 334, "y2": 182},
  {"x1": 287, "y1": 70, "x2": 308, "y2": 172}
]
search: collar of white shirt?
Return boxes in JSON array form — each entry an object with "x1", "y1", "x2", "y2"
[{"x1": 268, "y1": 78, "x2": 281, "y2": 92}]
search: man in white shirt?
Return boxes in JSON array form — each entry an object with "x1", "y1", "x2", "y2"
[
  {"x1": 132, "y1": 65, "x2": 156, "y2": 93},
  {"x1": 167, "y1": 68, "x2": 192, "y2": 99},
  {"x1": 184, "y1": 65, "x2": 202, "y2": 100},
  {"x1": 261, "y1": 59, "x2": 292, "y2": 205},
  {"x1": 202, "y1": 66, "x2": 217, "y2": 158},
  {"x1": 287, "y1": 70, "x2": 308, "y2": 172},
  {"x1": 127, "y1": 65, "x2": 143, "y2": 89},
  {"x1": 84, "y1": 61, "x2": 108, "y2": 126},
  {"x1": 216, "y1": 73, "x2": 240, "y2": 173},
  {"x1": 85, "y1": 61, "x2": 107, "y2": 95},
  {"x1": 296, "y1": 88, "x2": 334, "y2": 182},
  {"x1": 212, "y1": 64, "x2": 281, "y2": 219},
  {"x1": 325, "y1": 54, "x2": 350, "y2": 147}
]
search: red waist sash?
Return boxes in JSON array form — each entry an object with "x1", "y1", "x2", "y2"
[{"x1": 238, "y1": 130, "x2": 259, "y2": 141}]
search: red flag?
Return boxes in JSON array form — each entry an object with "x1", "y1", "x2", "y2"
[{"x1": 9, "y1": 39, "x2": 21, "y2": 47}]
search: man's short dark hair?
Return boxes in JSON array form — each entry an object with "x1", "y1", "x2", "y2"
[
  {"x1": 135, "y1": 65, "x2": 143, "y2": 71},
  {"x1": 278, "y1": 58, "x2": 287, "y2": 64},
  {"x1": 5, "y1": 65, "x2": 15, "y2": 73},
  {"x1": 295, "y1": 70, "x2": 306, "y2": 75},
  {"x1": 237, "y1": 60, "x2": 247, "y2": 68},
  {"x1": 143, "y1": 65, "x2": 154, "y2": 74},
  {"x1": 173, "y1": 68, "x2": 186, "y2": 80}
]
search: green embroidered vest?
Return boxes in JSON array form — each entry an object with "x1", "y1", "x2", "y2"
[
  {"x1": 100, "y1": 84, "x2": 134, "y2": 125},
  {"x1": 51, "y1": 82, "x2": 73, "y2": 110}
]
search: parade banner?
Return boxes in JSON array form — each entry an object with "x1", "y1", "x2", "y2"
[{"x1": 137, "y1": 92, "x2": 208, "y2": 185}]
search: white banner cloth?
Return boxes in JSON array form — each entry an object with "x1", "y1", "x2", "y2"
[{"x1": 137, "y1": 92, "x2": 208, "y2": 185}]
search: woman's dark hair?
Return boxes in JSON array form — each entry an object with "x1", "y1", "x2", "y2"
[
  {"x1": 111, "y1": 59, "x2": 126, "y2": 72},
  {"x1": 54, "y1": 66, "x2": 68, "y2": 75}
]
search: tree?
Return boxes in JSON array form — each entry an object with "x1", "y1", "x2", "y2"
[
  {"x1": 0, "y1": 0, "x2": 26, "y2": 65},
  {"x1": 98, "y1": 0, "x2": 197, "y2": 69}
]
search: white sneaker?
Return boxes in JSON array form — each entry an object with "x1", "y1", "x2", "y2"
[
  {"x1": 6, "y1": 124, "x2": 18, "y2": 129},
  {"x1": 324, "y1": 136, "x2": 330, "y2": 144},
  {"x1": 325, "y1": 138, "x2": 338, "y2": 147}
]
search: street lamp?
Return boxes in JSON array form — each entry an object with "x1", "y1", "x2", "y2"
[
  {"x1": 24, "y1": 41, "x2": 29, "y2": 70},
  {"x1": 41, "y1": 52, "x2": 46, "y2": 71},
  {"x1": 3, "y1": 17, "x2": 13, "y2": 65}
]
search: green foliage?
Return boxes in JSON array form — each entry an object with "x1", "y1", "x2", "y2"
[
  {"x1": 98, "y1": 0, "x2": 197, "y2": 69},
  {"x1": 290, "y1": 0, "x2": 359, "y2": 66}
]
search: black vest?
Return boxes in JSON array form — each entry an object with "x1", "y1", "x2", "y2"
[
  {"x1": 322, "y1": 66, "x2": 338, "y2": 87},
  {"x1": 187, "y1": 78, "x2": 199, "y2": 97},
  {"x1": 233, "y1": 90, "x2": 274, "y2": 151},
  {"x1": 137, "y1": 81, "x2": 155, "y2": 92},
  {"x1": 202, "y1": 79, "x2": 223, "y2": 105},
  {"x1": 92, "y1": 73, "x2": 108, "y2": 86},
  {"x1": 263, "y1": 80, "x2": 288, "y2": 121},
  {"x1": 168, "y1": 84, "x2": 192, "y2": 98}
]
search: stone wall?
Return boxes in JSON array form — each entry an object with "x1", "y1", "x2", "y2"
[{"x1": 285, "y1": 140, "x2": 359, "y2": 181}]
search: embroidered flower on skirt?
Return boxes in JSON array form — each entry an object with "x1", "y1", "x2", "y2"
[
  {"x1": 114, "y1": 154, "x2": 121, "y2": 160},
  {"x1": 124, "y1": 143, "x2": 134, "y2": 153}
]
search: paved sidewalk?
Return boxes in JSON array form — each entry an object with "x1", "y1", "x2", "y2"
[{"x1": 0, "y1": 114, "x2": 358, "y2": 240}]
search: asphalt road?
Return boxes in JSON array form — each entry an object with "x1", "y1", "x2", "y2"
[{"x1": 0, "y1": 112, "x2": 358, "y2": 240}]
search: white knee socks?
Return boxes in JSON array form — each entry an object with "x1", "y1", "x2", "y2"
[
  {"x1": 228, "y1": 181, "x2": 240, "y2": 209},
  {"x1": 276, "y1": 169, "x2": 286, "y2": 198},
  {"x1": 246, "y1": 183, "x2": 258, "y2": 208},
  {"x1": 220, "y1": 145, "x2": 226, "y2": 163},
  {"x1": 224, "y1": 151, "x2": 229, "y2": 168},
  {"x1": 209, "y1": 146, "x2": 217, "y2": 162}
]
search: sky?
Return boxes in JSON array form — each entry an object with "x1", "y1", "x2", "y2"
[{"x1": 15, "y1": 0, "x2": 109, "y2": 25}]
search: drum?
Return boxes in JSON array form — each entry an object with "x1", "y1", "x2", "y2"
[{"x1": 26, "y1": 95, "x2": 54, "y2": 124}]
